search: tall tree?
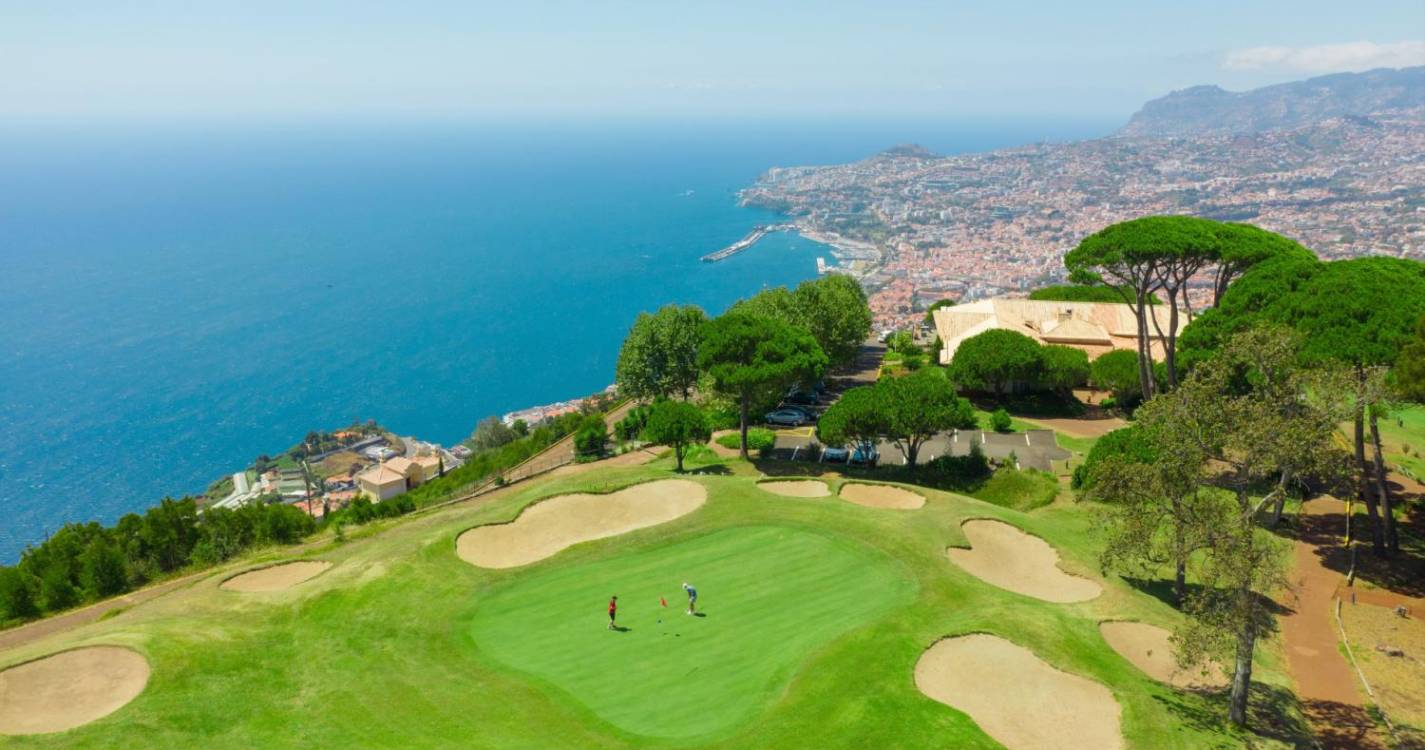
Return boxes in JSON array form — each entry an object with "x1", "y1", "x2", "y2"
[
  {"x1": 1270, "y1": 257, "x2": 1425, "y2": 555},
  {"x1": 698, "y1": 314, "x2": 827, "y2": 460},
  {"x1": 1210, "y1": 223, "x2": 1311, "y2": 307},
  {"x1": 1101, "y1": 326, "x2": 1344, "y2": 726},
  {"x1": 615, "y1": 304, "x2": 708, "y2": 401},
  {"x1": 948, "y1": 329, "x2": 1043, "y2": 395},
  {"x1": 880, "y1": 368, "x2": 977, "y2": 468},
  {"x1": 793, "y1": 274, "x2": 874, "y2": 367},
  {"x1": 641, "y1": 401, "x2": 711, "y2": 472},
  {"x1": 1065, "y1": 219, "x2": 1173, "y2": 399},
  {"x1": 815, "y1": 386, "x2": 888, "y2": 461},
  {"x1": 1395, "y1": 313, "x2": 1425, "y2": 402},
  {"x1": 732, "y1": 276, "x2": 872, "y2": 368}
]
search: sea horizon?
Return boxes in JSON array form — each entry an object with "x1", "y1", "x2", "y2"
[{"x1": 0, "y1": 118, "x2": 1116, "y2": 561}]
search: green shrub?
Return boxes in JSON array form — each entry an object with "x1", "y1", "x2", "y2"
[
  {"x1": 715, "y1": 427, "x2": 775, "y2": 453},
  {"x1": 990, "y1": 408, "x2": 1013, "y2": 433}
]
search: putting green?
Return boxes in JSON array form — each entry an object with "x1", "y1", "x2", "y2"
[{"x1": 467, "y1": 525, "x2": 914, "y2": 739}]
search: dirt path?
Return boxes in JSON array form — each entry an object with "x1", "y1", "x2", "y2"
[{"x1": 1281, "y1": 496, "x2": 1391, "y2": 749}]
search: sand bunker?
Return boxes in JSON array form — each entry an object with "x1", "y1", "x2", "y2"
[
  {"x1": 457, "y1": 479, "x2": 706, "y2": 569},
  {"x1": 221, "y1": 560, "x2": 332, "y2": 592},
  {"x1": 946, "y1": 520, "x2": 1101, "y2": 602},
  {"x1": 915, "y1": 634, "x2": 1123, "y2": 750},
  {"x1": 838, "y1": 482, "x2": 924, "y2": 509},
  {"x1": 1099, "y1": 621, "x2": 1227, "y2": 689},
  {"x1": 0, "y1": 647, "x2": 150, "y2": 735},
  {"x1": 759, "y1": 480, "x2": 831, "y2": 498}
]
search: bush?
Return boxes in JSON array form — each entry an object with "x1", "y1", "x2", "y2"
[
  {"x1": 715, "y1": 427, "x2": 775, "y2": 453},
  {"x1": 615, "y1": 404, "x2": 654, "y2": 442},
  {"x1": 573, "y1": 414, "x2": 609, "y2": 458},
  {"x1": 990, "y1": 408, "x2": 1013, "y2": 433},
  {"x1": 949, "y1": 329, "x2": 1045, "y2": 394},
  {"x1": 1074, "y1": 426, "x2": 1157, "y2": 493},
  {"x1": 926, "y1": 439, "x2": 991, "y2": 482}
]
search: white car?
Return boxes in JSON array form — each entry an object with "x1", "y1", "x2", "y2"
[{"x1": 765, "y1": 409, "x2": 810, "y2": 426}]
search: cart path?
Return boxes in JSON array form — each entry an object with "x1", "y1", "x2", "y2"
[{"x1": 1280, "y1": 496, "x2": 1389, "y2": 749}]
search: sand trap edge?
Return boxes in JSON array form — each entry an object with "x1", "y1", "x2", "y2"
[
  {"x1": 945, "y1": 517, "x2": 1103, "y2": 603},
  {"x1": 756, "y1": 479, "x2": 832, "y2": 498},
  {"x1": 0, "y1": 645, "x2": 151, "y2": 735},
  {"x1": 454, "y1": 478, "x2": 708, "y2": 569},
  {"x1": 1097, "y1": 619, "x2": 1228, "y2": 689},
  {"x1": 913, "y1": 631, "x2": 1124, "y2": 750},
  {"x1": 455, "y1": 477, "x2": 704, "y2": 538},
  {"x1": 838, "y1": 481, "x2": 926, "y2": 509},
  {"x1": 219, "y1": 559, "x2": 333, "y2": 592}
]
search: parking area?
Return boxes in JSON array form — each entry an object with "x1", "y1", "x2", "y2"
[
  {"x1": 768, "y1": 428, "x2": 1068, "y2": 471},
  {"x1": 757, "y1": 338, "x2": 1071, "y2": 472}
]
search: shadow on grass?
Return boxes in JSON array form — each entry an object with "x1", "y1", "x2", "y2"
[
  {"x1": 1121, "y1": 577, "x2": 1292, "y2": 617},
  {"x1": 1152, "y1": 681, "x2": 1315, "y2": 748}
]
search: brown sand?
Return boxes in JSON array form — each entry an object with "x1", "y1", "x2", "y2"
[
  {"x1": 220, "y1": 560, "x2": 332, "y2": 592},
  {"x1": 946, "y1": 520, "x2": 1101, "y2": 602},
  {"x1": 707, "y1": 430, "x2": 743, "y2": 459},
  {"x1": 1099, "y1": 621, "x2": 1227, "y2": 689},
  {"x1": 838, "y1": 482, "x2": 924, "y2": 509},
  {"x1": 0, "y1": 647, "x2": 150, "y2": 735},
  {"x1": 915, "y1": 634, "x2": 1123, "y2": 750},
  {"x1": 758, "y1": 480, "x2": 831, "y2": 498},
  {"x1": 456, "y1": 479, "x2": 706, "y2": 569}
]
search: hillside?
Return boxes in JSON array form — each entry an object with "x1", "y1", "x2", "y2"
[{"x1": 1119, "y1": 66, "x2": 1425, "y2": 138}]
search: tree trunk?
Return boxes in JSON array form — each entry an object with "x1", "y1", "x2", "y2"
[
  {"x1": 1227, "y1": 596, "x2": 1257, "y2": 727},
  {"x1": 1172, "y1": 497, "x2": 1187, "y2": 606},
  {"x1": 1369, "y1": 411, "x2": 1398, "y2": 554},
  {"x1": 1355, "y1": 405, "x2": 1385, "y2": 556},
  {"x1": 1269, "y1": 470, "x2": 1292, "y2": 527},
  {"x1": 1164, "y1": 289, "x2": 1179, "y2": 388},
  {"x1": 906, "y1": 439, "x2": 920, "y2": 469},
  {"x1": 1134, "y1": 291, "x2": 1155, "y2": 401},
  {"x1": 674, "y1": 441, "x2": 685, "y2": 472},
  {"x1": 739, "y1": 392, "x2": 751, "y2": 461}
]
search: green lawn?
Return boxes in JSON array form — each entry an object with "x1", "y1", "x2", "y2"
[
  {"x1": 1378, "y1": 404, "x2": 1425, "y2": 481},
  {"x1": 0, "y1": 458, "x2": 1309, "y2": 749},
  {"x1": 470, "y1": 526, "x2": 913, "y2": 739}
]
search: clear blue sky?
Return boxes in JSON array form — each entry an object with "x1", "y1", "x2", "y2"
[{"x1": 2, "y1": 0, "x2": 1422, "y2": 123}]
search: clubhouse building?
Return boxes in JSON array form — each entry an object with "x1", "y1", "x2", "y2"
[{"x1": 931, "y1": 297, "x2": 1186, "y2": 365}]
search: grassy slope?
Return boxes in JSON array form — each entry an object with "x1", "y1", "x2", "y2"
[{"x1": 0, "y1": 455, "x2": 1303, "y2": 749}]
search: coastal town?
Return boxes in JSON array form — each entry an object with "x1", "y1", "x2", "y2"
[
  {"x1": 741, "y1": 108, "x2": 1425, "y2": 328},
  {"x1": 202, "y1": 423, "x2": 469, "y2": 519}
]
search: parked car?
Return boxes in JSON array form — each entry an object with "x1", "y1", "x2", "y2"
[
  {"x1": 785, "y1": 389, "x2": 819, "y2": 406},
  {"x1": 780, "y1": 404, "x2": 817, "y2": 420},
  {"x1": 849, "y1": 445, "x2": 880, "y2": 465},
  {"x1": 820, "y1": 445, "x2": 850, "y2": 463},
  {"x1": 765, "y1": 409, "x2": 812, "y2": 427}
]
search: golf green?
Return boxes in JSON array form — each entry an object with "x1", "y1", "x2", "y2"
[{"x1": 467, "y1": 525, "x2": 915, "y2": 739}]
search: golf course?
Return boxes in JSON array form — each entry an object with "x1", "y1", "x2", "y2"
[{"x1": 0, "y1": 446, "x2": 1311, "y2": 749}]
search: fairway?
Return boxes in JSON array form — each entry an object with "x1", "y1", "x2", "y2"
[{"x1": 467, "y1": 525, "x2": 915, "y2": 739}]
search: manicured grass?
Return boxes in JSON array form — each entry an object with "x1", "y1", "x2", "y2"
[
  {"x1": 970, "y1": 468, "x2": 1060, "y2": 511},
  {"x1": 470, "y1": 526, "x2": 913, "y2": 739},
  {"x1": 0, "y1": 457, "x2": 1310, "y2": 749},
  {"x1": 1377, "y1": 404, "x2": 1425, "y2": 481}
]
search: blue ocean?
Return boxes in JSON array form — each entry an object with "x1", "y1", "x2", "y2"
[{"x1": 0, "y1": 119, "x2": 1110, "y2": 561}]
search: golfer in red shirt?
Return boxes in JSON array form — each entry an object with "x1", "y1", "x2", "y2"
[{"x1": 607, "y1": 595, "x2": 618, "y2": 630}]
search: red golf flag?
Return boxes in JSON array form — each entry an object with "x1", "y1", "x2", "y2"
[{"x1": 659, "y1": 596, "x2": 667, "y2": 608}]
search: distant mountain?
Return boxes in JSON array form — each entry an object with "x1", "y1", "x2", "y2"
[{"x1": 1119, "y1": 66, "x2": 1425, "y2": 138}]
